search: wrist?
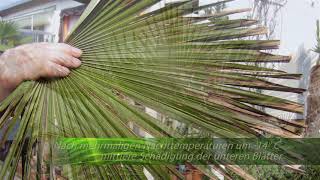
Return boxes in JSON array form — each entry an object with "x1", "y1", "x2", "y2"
[
  {"x1": 1, "y1": 48, "x2": 25, "y2": 89},
  {"x1": 0, "y1": 50, "x2": 16, "y2": 90},
  {"x1": 0, "y1": 55, "x2": 9, "y2": 101},
  {"x1": 0, "y1": 51, "x2": 19, "y2": 101},
  {"x1": 0, "y1": 53, "x2": 7, "y2": 87}
]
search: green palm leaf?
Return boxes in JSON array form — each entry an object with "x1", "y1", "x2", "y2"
[{"x1": 0, "y1": 0, "x2": 305, "y2": 179}]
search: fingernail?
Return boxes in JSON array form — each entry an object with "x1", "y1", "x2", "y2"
[
  {"x1": 59, "y1": 67, "x2": 70, "y2": 75},
  {"x1": 72, "y1": 58, "x2": 82, "y2": 67},
  {"x1": 72, "y1": 48, "x2": 82, "y2": 56}
]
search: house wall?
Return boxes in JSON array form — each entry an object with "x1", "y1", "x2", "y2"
[
  {"x1": 68, "y1": 15, "x2": 80, "y2": 32},
  {"x1": 2, "y1": 0, "x2": 82, "y2": 42}
]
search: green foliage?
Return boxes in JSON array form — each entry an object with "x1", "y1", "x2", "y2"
[
  {"x1": 238, "y1": 165, "x2": 320, "y2": 180},
  {"x1": 228, "y1": 165, "x2": 297, "y2": 180},
  {"x1": 227, "y1": 165, "x2": 320, "y2": 179},
  {"x1": 0, "y1": 0, "x2": 305, "y2": 179},
  {"x1": 0, "y1": 21, "x2": 19, "y2": 49},
  {"x1": 0, "y1": 20, "x2": 32, "y2": 51},
  {"x1": 287, "y1": 165, "x2": 320, "y2": 180}
]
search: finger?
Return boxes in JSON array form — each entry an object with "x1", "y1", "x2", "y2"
[
  {"x1": 52, "y1": 53, "x2": 81, "y2": 68},
  {"x1": 43, "y1": 62, "x2": 70, "y2": 78},
  {"x1": 56, "y1": 43, "x2": 83, "y2": 57}
]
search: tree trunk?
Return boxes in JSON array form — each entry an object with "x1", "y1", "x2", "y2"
[{"x1": 306, "y1": 59, "x2": 320, "y2": 137}]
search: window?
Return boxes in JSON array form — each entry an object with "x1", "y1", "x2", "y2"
[{"x1": 5, "y1": 6, "x2": 56, "y2": 42}]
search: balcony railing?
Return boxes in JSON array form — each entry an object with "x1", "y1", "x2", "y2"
[{"x1": 19, "y1": 29, "x2": 55, "y2": 43}]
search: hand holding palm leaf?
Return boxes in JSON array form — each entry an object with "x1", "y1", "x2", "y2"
[{"x1": 0, "y1": 0, "x2": 305, "y2": 179}]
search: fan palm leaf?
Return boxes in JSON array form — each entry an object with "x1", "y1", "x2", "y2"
[{"x1": 0, "y1": 0, "x2": 305, "y2": 179}]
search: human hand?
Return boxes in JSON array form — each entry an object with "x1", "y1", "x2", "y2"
[{"x1": 0, "y1": 43, "x2": 82, "y2": 100}]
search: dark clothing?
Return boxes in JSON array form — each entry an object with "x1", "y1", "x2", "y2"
[
  {"x1": 0, "y1": 110, "x2": 21, "y2": 161},
  {"x1": 0, "y1": 140, "x2": 12, "y2": 161}
]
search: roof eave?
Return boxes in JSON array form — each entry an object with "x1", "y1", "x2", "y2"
[
  {"x1": 0, "y1": 0, "x2": 54, "y2": 17},
  {"x1": 73, "y1": 0, "x2": 90, "y2": 4}
]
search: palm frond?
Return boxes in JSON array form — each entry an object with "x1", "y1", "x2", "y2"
[
  {"x1": 0, "y1": 21, "x2": 18, "y2": 41},
  {"x1": 0, "y1": 0, "x2": 305, "y2": 179}
]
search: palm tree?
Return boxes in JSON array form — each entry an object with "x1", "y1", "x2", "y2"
[
  {"x1": 307, "y1": 20, "x2": 320, "y2": 136},
  {"x1": 0, "y1": 21, "x2": 19, "y2": 51},
  {"x1": 0, "y1": 0, "x2": 305, "y2": 179},
  {"x1": 0, "y1": 20, "x2": 32, "y2": 52}
]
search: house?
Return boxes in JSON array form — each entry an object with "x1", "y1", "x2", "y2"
[
  {"x1": 0, "y1": 0, "x2": 89, "y2": 43},
  {"x1": 59, "y1": 4, "x2": 86, "y2": 41}
]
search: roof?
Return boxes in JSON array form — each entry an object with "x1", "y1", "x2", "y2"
[
  {"x1": 73, "y1": 0, "x2": 91, "y2": 4},
  {"x1": 60, "y1": 4, "x2": 86, "y2": 17},
  {"x1": 0, "y1": 0, "x2": 31, "y2": 11},
  {"x1": 0, "y1": 0, "x2": 54, "y2": 16},
  {"x1": 0, "y1": 0, "x2": 89, "y2": 17}
]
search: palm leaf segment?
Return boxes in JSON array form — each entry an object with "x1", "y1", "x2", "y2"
[{"x1": 0, "y1": 0, "x2": 305, "y2": 179}]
